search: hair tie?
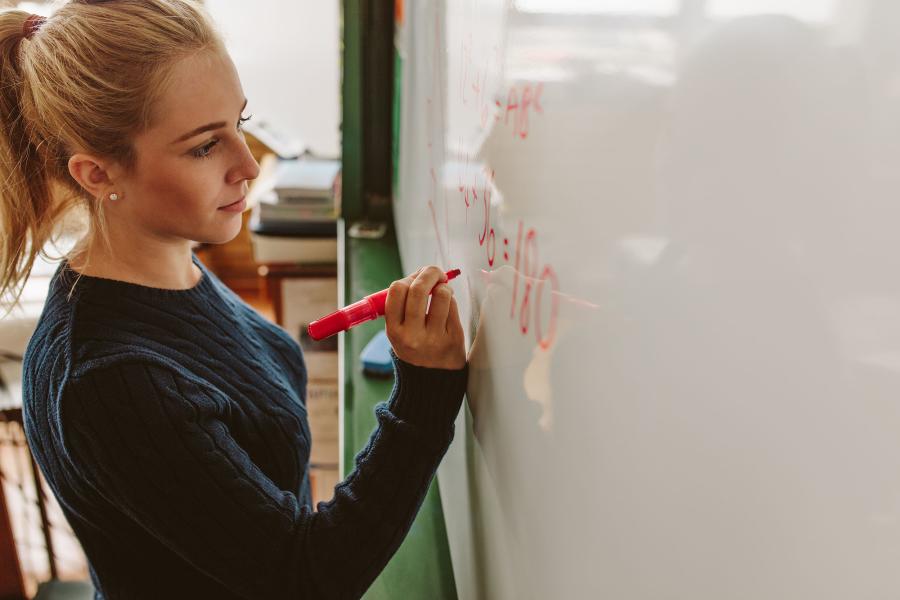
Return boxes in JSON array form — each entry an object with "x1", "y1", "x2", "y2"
[{"x1": 22, "y1": 14, "x2": 46, "y2": 40}]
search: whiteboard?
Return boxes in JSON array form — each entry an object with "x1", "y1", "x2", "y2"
[{"x1": 393, "y1": 1, "x2": 900, "y2": 598}]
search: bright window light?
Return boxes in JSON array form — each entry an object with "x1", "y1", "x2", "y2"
[
  {"x1": 515, "y1": 0, "x2": 679, "y2": 16},
  {"x1": 708, "y1": 0, "x2": 839, "y2": 23}
]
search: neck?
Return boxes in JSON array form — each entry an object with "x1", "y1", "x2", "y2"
[{"x1": 68, "y1": 236, "x2": 202, "y2": 291}]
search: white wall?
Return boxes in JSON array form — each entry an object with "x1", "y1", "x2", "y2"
[{"x1": 205, "y1": 0, "x2": 341, "y2": 157}]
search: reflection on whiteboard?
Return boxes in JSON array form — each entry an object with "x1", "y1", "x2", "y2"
[{"x1": 395, "y1": 0, "x2": 900, "y2": 598}]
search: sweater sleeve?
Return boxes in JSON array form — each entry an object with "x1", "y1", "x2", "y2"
[{"x1": 61, "y1": 353, "x2": 467, "y2": 600}]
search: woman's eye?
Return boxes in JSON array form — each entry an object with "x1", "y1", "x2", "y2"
[
  {"x1": 191, "y1": 140, "x2": 218, "y2": 160},
  {"x1": 190, "y1": 114, "x2": 252, "y2": 159}
]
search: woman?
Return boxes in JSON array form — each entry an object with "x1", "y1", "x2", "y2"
[{"x1": 2, "y1": 1, "x2": 467, "y2": 598}]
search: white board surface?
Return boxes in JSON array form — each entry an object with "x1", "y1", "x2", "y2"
[{"x1": 394, "y1": 1, "x2": 900, "y2": 598}]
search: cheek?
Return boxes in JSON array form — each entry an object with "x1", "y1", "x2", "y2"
[{"x1": 138, "y1": 159, "x2": 220, "y2": 215}]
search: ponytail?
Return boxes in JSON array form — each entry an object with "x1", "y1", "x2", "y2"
[{"x1": 0, "y1": 10, "x2": 60, "y2": 317}]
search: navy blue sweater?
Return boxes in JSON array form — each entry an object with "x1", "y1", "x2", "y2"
[{"x1": 21, "y1": 253, "x2": 467, "y2": 599}]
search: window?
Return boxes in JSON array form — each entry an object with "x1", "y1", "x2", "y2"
[
  {"x1": 515, "y1": 0, "x2": 679, "y2": 17},
  {"x1": 707, "y1": 0, "x2": 839, "y2": 23}
]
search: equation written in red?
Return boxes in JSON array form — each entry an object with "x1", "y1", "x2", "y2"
[{"x1": 458, "y1": 163, "x2": 560, "y2": 350}]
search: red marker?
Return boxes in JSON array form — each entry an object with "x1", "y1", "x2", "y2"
[{"x1": 308, "y1": 268, "x2": 461, "y2": 341}]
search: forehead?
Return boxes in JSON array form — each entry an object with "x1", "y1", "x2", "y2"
[{"x1": 147, "y1": 49, "x2": 244, "y2": 143}]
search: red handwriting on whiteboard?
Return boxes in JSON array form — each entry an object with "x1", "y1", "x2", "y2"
[
  {"x1": 507, "y1": 220, "x2": 559, "y2": 350},
  {"x1": 460, "y1": 39, "x2": 503, "y2": 129},
  {"x1": 426, "y1": 17, "x2": 559, "y2": 349},
  {"x1": 460, "y1": 160, "x2": 560, "y2": 349},
  {"x1": 458, "y1": 34, "x2": 546, "y2": 138},
  {"x1": 495, "y1": 82, "x2": 544, "y2": 139}
]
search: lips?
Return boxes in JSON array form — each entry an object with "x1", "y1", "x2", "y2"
[{"x1": 219, "y1": 196, "x2": 244, "y2": 208}]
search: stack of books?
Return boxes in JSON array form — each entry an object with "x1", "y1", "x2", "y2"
[{"x1": 248, "y1": 157, "x2": 342, "y2": 264}]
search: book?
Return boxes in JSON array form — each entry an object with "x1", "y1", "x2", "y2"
[
  {"x1": 273, "y1": 158, "x2": 341, "y2": 199},
  {"x1": 249, "y1": 207, "x2": 337, "y2": 237},
  {"x1": 248, "y1": 208, "x2": 338, "y2": 263},
  {"x1": 258, "y1": 206, "x2": 337, "y2": 223},
  {"x1": 260, "y1": 189, "x2": 336, "y2": 211},
  {"x1": 257, "y1": 192, "x2": 337, "y2": 222},
  {"x1": 274, "y1": 190, "x2": 336, "y2": 205},
  {"x1": 249, "y1": 234, "x2": 337, "y2": 264}
]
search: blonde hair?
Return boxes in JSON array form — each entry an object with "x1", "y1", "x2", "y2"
[{"x1": 0, "y1": 0, "x2": 223, "y2": 314}]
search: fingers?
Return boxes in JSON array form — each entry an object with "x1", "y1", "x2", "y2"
[
  {"x1": 426, "y1": 283, "x2": 452, "y2": 332},
  {"x1": 386, "y1": 265, "x2": 467, "y2": 370},
  {"x1": 446, "y1": 295, "x2": 463, "y2": 335},
  {"x1": 405, "y1": 266, "x2": 446, "y2": 324},
  {"x1": 385, "y1": 268, "x2": 423, "y2": 326},
  {"x1": 385, "y1": 280, "x2": 409, "y2": 326}
]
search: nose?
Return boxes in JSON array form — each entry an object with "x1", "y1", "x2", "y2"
[{"x1": 227, "y1": 135, "x2": 261, "y2": 185}]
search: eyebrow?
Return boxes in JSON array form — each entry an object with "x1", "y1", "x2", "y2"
[{"x1": 171, "y1": 98, "x2": 248, "y2": 145}]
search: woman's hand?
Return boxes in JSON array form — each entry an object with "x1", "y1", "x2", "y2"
[{"x1": 384, "y1": 265, "x2": 466, "y2": 370}]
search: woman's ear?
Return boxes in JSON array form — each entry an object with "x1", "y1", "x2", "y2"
[{"x1": 67, "y1": 153, "x2": 117, "y2": 199}]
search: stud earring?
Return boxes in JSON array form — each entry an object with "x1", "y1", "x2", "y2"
[{"x1": 109, "y1": 192, "x2": 119, "y2": 201}]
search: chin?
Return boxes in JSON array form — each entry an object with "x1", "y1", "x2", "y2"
[{"x1": 199, "y1": 220, "x2": 244, "y2": 246}]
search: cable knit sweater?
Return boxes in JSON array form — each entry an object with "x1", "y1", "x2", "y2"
[{"x1": 21, "y1": 252, "x2": 467, "y2": 600}]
